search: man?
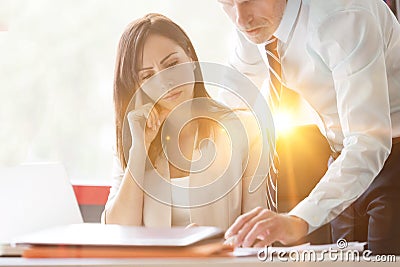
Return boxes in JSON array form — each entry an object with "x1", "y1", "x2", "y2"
[{"x1": 220, "y1": 0, "x2": 400, "y2": 254}]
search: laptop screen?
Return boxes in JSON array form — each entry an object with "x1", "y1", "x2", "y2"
[{"x1": 0, "y1": 162, "x2": 83, "y2": 244}]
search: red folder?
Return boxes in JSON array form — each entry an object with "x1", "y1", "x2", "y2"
[{"x1": 23, "y1": 239, "x2": 232, "y2": 258}]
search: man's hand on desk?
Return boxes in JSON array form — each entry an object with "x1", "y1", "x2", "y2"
[{"x1": 224, "y1": 207, "x2": 309, "y2": 248}]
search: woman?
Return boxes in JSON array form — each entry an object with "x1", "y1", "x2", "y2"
[{"x1": 102, "y1": 13, "x2": 272, "y2": 230}]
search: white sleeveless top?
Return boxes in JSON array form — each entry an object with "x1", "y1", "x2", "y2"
[{"x1": 170, "y1": 176, "x2": 191, "y2": 226}]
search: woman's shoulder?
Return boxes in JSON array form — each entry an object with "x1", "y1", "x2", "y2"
[
  {"x1": 225, "y1": 109, "x2": 259, "y2": 129},
  {"x1": 217, "y1": 109, "x2": 261, "y2": 144}
]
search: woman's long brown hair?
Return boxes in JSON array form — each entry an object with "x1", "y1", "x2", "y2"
[{"x1": 113, "y1": 13, "x2": 232, "y2": 169}]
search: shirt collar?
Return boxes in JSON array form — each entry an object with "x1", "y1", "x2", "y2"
[{"x1": 273, "y1": 0, "x2": 302, "y2": 43}]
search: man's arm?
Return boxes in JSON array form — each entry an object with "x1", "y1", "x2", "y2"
[{"x1": 289, "y1": 9, "x2": 392, "y2": 233}]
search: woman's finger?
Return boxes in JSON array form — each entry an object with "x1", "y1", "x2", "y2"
[
  {"x1": 150, "y1": 109, "x2": 157, "y2": 131},
  {"x1": 146, "y1": 115, "x2": 151, "y2": 129},
  {"x1": 149, "y1": 107, "x2": 159, "y2": 130},
  {"x1": 127, "y1": 103, "x2": 156, "y2": 133},
  {"x1": 152, "y1": 107, "x2": 160, "y2": 129},
  {"x1": 157, "y1": 107, "x2": 169, "y2": 125},
  {"x1": 142, "y1": 105, "x2": 153, "y2": 129}
]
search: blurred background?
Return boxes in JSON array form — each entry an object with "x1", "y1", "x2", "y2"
[{"x1": 0, "y1": 0, "x2": 234, "y2": 181}]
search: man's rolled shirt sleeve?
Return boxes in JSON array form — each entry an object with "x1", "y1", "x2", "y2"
[{"x1": 289, "y1": 10, "x2": 392, "y2": 233}]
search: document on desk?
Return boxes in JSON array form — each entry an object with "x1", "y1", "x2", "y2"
[
  {"x1": 233, "y1": 242, "x2": 367, "y2": 257},
  {"x1": 13, "y1": 223, "x2": 224, "y2": 247},
  {"x1": 13, "y1": 223, "x2": 233, "y2": 258}
]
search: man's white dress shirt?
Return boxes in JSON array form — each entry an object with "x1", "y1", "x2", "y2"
[{"x1": 229, "y1": 0, "x2": 400, "y2": 233}]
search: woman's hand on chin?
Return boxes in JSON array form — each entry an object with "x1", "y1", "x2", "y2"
[{"x1": 127, "y1": 103, "x2": 169, "y2": 151}]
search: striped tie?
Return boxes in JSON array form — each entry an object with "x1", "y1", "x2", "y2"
[
  {"x1": 265, "y1": 37, "x2": 282, "y2": 113},
  {"x1": 265, "y1": 37, "x2": 280, "y2": 212}
]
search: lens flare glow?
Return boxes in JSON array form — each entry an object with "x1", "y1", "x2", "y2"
[{"x1": 274, "y1": 112, "x2": 294, "y2": 135}]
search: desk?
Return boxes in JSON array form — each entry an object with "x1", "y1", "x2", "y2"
[{"x1": 0, "y1": 256, "x2": 399, "y2": 267}]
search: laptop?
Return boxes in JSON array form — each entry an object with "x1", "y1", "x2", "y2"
[{"x1": 0, "y1": 162, "x2": 83, "y2": 256}]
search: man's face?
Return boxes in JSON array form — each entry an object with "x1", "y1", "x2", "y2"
[{"x1": 218, "y1": 0, "x2": 287, "y2": 44}]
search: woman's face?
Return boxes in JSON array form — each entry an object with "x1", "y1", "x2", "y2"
[{"x1": 138, "y1": 34, "x2": 195, "y2": 111}]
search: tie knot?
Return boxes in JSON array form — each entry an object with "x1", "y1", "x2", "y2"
[
  {"x1": 265, "y1": 37, "x2": 278, "y2": 52},
  {"x1": 265, "y1": 37, "x2": 280, "y2": 64}
]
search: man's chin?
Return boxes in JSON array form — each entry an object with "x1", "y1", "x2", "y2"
[{"x1": 242, "y1": 32, "x2": 270, "y2": 44}]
